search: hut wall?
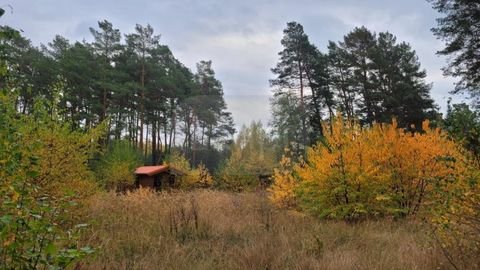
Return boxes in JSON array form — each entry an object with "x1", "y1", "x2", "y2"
[
  {"x1": 138, "y1": 175, "x2": 155, "y2": 188},
  {"x1": 159, "y1": 172, "x2": 173, "y2": 188}
]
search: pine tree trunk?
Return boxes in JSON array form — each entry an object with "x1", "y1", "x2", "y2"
[
  {"x1": 298, "y1": 59, "x2": 307, "y2": 150},
  {"x1": 152, "y1": 120, "x2": 157, "y2": 165},
  {"x1": 139, "y1": 61, "x2": 145, "y2": 151}
]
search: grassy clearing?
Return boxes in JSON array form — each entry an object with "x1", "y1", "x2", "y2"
[{"x1": 77, "y1": 189, "x2": 449, "y2": 270}]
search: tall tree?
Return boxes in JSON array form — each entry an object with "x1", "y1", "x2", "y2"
[
  {"x1": 271, "y1": 22, "x2": 333, "y2": 150},
  {"x1": 47, "y1": 38, "x2": 101, "y2": 129},
  {"x1": 429, "y1": 0, "x2": 480, "y2": 100},
  {"x1": 270, "y1": 91, "x2": 304, "y2": 158},
  {"x1": 443, "y1": 100, "x2": 480, "y2": 161},
  {"x1": 371, "y1": 32, "x2": 436, "y2": 128},
  {"x1": 125, "y1": 24, "x2": 160, "y2": 150},
  {"x1": 271, "y1": 22, "x2": 312, "y2": 150},
  {"x1": 2, "y1": 19, "x2": 236, "y2": 170},
  {"x1": 327, "y1": 27, "x2": 436, "y2": 127},
  {"x1": 89, "y1": 20, "x2": 122, "y2": 124},
  {"x1": 327, "y1": 41, "x2": 356, "y2": 120},
  {"x1": 340, "y1": 27, "x2": 380, "y2": 124},
  {"x1": 181, "y1": 60, "x2": 235, "y2": 164}
]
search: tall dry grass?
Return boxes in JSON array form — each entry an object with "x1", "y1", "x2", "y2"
[{"x1": 77, "y1": 189, "x2": 449, "y2": 270}]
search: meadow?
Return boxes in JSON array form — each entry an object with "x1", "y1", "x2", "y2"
[{"x1": 77, "y1": 189, "x2": 449, "y2": 270}]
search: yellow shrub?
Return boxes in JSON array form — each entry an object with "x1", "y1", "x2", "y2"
[
  {"x1": 19, "y1": 110, "x2": 105, "y2": 201},
  {"x1": 272, "y1": 115, "x2": 469, "y2": 220},
  {"x1": 269, "y1": 149, "x2": 298, "y2": 208},
  {"x1": 167, "y1": 152, "x2": 212, "y2": 189}
]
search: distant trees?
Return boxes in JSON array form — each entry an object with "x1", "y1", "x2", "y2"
[
  {"x1": 0, "y1": 20, "x2": 235, "y2": 166},
  {"x1": 443, "y1": 100, "x2": 480, "y2": 161},
  {"x1": 182, "y1": 60, "x2": 235, "y2": 165},
  {"x1": 429, "y1": 0, "x2": 480, "y2": 99},
  {"x1": 270, "y1": 22, "x2": 438, "y2": 156},
  {"x1": 217, "y1": 121, "x2": 275, "y2": 190}
]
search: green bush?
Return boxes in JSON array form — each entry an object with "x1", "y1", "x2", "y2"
[
  {"x1": 0, "y1": 91, "x2": 94, "y2": 269},
  {"x1": 95, "y1": 140, "x2": 143, "y2": 191}
]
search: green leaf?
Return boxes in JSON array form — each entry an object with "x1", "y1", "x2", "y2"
[
  {"x1": 45, "y1": 243, "x2": 58, "y2": 255},
  {"x1": 26, "y1": 170, "x2": 39, "y2": 178},
  {"x1": 0, "y1": 215, "x2": 13, "y2": 224}
]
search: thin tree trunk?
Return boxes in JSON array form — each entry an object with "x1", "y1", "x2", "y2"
[
  {"x1": 139, "y1": 52, "x2": 146, "y2": 151},
  {"x1": 152, "y1": 120, "x2": 157, "y2": 165},
  {"x1": 168, "y1": 99, "x2": 175, "y2": 153},
  {"x1": 192, "y1": 114, "x2": 197, "y2": 165},
  {"x1": 144, "y1": 124, "x2": 149, "y2": 159},
  {"x1": 298, "y1": 59, "x2": 307, "y2": 150}
]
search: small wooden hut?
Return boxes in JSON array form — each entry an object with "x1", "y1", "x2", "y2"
[{"x1": 134, "y1": 165, "x2": 184, "y2": 190}]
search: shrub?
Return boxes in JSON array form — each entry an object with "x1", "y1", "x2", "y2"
[
  {"x1": 166, "y1": 151, "x2": 213, "y2": 189},
  {"x1": 429, "y1": 164, "x2": 480, "y2": 269},
  {"x1": 95, "y1": 140, "x2": 142, "y2": 191},
  {"x1": 271, "y1": 115, "x2": 469, "y2": 220},
  {"x1": 0, "y1": 91, "x2": 95, "y2": 268},
  {"x1": 268, "y1": 148, "x2": 298, "y2": 208}
]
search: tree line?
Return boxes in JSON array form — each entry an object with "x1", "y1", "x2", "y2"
[
  {"x1": 0, "y1": 20, "x2": 235, "y2": 167},
  {"x1": 270, "y1": 22, "x2": 438, "y2": 155}
]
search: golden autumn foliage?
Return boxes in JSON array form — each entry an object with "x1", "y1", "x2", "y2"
[
  {"x1": 429, "y1": 164, "x2": 480, "y2": 269},
  {"x1": 194, "y1": 163, "x2": 213, "y2": 188},
  {"x1": 0, "y1": 93, "x2": 101, "y2": 268},
  {"x1": 17, "y1": 105, "x2": 105, "y2": 201},
  {"x1": 268, "y1": 148, "x2": 298, "y2": 208},
  {"x1": 167, "y1": 152, "x2": 213, "y2": 189},
  {"x1": 271, "y1": 115, "x2": 471, "y2": 220},
  {"x1": 181, "y1": 163, "x2": 213, "y2": 189}
]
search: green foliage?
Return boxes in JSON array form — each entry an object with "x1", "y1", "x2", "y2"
[
  {"x1": 95, "y1": 140, "x2": 142, "y2": 191},
  {"x1": 270, "y1": 23, "x2": 438, "y2": 155},
  {"x1": 0, "y1": 91, "x2": 94, "y2": 269},
  {"x1": 165, "y1": 150, "x2": 192, "y2": 173},
  {"x1": 216, "y1": 121, "x2": 275, "y2": 191},
  {"x1": 1, "y1": 18, "x2": 235, "y2": 170},
  {"x1": 443, "y1": 101, "x2": 480, "y2": 161},
  {"x1": 429, "y1": 0, "x2": 480, "y2": 97},
  {"x1": 15, "y1": 101, "x2": 105, "y2": 200},
  {"x1": 270, "y1": 91, "x2": 311, "y2": 159}
]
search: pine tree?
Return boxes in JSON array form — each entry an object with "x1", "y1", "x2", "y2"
[
  {"x1": 271, "y1": 22, "x2": 313, "y2": 150},
  {"x1": 125, "y1": 24, "x2": 160, "y2": 151},
  {"x1": 429, "y1": 0, "x2": 480, "y2": 98},
  {"x1": 89, "y1": 20, "x2": 122, "y2": 125}
]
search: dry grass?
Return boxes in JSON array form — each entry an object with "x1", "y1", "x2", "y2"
[{"x1": 77, "y1": 189, "x2": 450, "y2": 270}]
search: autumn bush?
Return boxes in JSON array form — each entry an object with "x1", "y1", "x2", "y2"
[
  {"x1": 268, "y1": 148, "x2": 298, "y2": 208},
  {"x1": 166, "y1": 151, "x2": 213, "y2": 189},
  {"x1": 0, "y1": 91, "x2": 97, "y2": 268},
  {"x1": 429, "y1": 165, "x2": 480, "y2": 269},
  {"x1": 271, "y1": 116, "x2": 471, "y2": 220}
]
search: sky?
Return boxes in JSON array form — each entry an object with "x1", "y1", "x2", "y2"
[{"x1": 2, "y1": 0, "x2": 465, "y2": 129}]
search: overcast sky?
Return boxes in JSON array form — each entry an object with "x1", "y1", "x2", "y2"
[{"x1": 2, "y1": 0, "x2": 464, "y2": 129}]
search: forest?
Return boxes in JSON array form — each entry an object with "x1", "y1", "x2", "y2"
[{"x1": 1, "y1": 0, "x2": 480, "y2": 269}]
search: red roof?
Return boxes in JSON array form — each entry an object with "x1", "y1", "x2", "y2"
[{"x1": 134, "y1": 165, "x2": 169, "y2": 176}]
